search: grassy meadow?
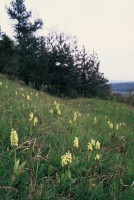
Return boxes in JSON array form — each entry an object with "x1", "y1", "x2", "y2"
[{"x1": 0, "y1": 74, "x2": 134, "y2": 199}]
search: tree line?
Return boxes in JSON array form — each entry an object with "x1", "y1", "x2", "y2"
[{"x1": 0, "y1": 0, "x2": 110, "y2": 98}]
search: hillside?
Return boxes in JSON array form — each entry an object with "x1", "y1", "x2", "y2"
[
  {"x1": 111, "y1": 82, "x2": 134, "y2": 93},
  {"x1": 0, "y1": 74, "x2": 134, "y2": 199}
]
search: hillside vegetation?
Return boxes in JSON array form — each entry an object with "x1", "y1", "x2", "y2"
[{"x1": 0, "y1": 74, "x2": 134, "y2": 200}]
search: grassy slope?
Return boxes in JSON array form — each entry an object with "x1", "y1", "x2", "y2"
[{"x1": 0, "y1": 74, "x2": 134, "y2": 200}]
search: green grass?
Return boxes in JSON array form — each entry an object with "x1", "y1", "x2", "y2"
[{"x1": 0, "y1": 74, "x2": 134, "y2": 200}]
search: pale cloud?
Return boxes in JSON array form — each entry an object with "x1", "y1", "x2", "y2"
[{"x1": 0, "y1": 0, "x2": 134, "y2": 81}]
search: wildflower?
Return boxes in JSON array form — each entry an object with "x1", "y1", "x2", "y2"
[
  {"x1": 27, "y1": 95, "x2": 30, "y2": 100},
  {"x1": 116, "y1": 124, "x2": 119, "y2": 130},
  {"x1": 49, "y1": 109, "x2": 53, "y2": 114},
  {"x1": 54, "y1": 101, "x2": 61, "y2": 115},
  {"x1": 54, "y1": 101, "x2": 57, "y2": 105},
  {"x1": 33, "y1": 117, "x2": 38, "y2": 126},
  {"x1": 57, "y1": 109, "x2": 61, "y2": 116},
  {"x1": 107, "y1": 121, "x2": 110, "y2": 125},
  {"x1": 87, "y1": 142, "x2": 93, "y2": 150},
  {"x1": 36, "y1": 93, "x2": 38, "y2": 97},
  {"x1": 65, "y1": 151, "x2": 72, "y2": 163},
  {"x1": 73, "y1": 137, "x2": 79, "y2": 148},
  {"x1": 56, "y1": 103, "x2": 60, "y2": 110},
  {"x1": 10, "y1": 129, "x2": 18, "y2": 147},
  {"x1": 73, "y1": 112, "x2": 77, "y2": 122},
  {"x1": 61, "y1": 151, "x2": 72, "y2": 167},
  {"x1": 61, "y1": 155, "x2": 68, "y2": 166},
  {"x1": 109, "y1": 122, "x2": 113, "y2": 129},
  {"x1": 0, "y1": 82, "x2": 2, "y2": 85},
  {"x1": 95, "y1": 141, "x2": 100, "y2": 149},
  {"x1": 123, "y1": 122, "x2": 125, "y2": 126},
  {"x1": 15, "y1": 91, "x2": 17, "y2": 95},
  {"x1": 69, "y1": 120, "x2": 72, "y2": 124},
  {"x1": 91, "y1": 138, "x2": 95, "y2": 146},
  {"x1": 29, "y1": 113, "x2": 34, "y2": 121},
  {"x1": 22, "y1": 93, "x2": 24, "y2": 97},
  {"x1": 94, "y1": 117, "x2": 97, "y2": 124},
  {"x1": 77, "y1": 112, "x2": 81, "y2": 117},
  {"x1": 95, "y1": 154, "x2": 100, "y2": 160}
]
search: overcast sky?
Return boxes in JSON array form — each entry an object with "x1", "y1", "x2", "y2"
[{"x1": 0, "y1": 0, "x2": 134, "y2": 81}]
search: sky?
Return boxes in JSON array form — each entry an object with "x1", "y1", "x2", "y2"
[{"x1": 0, "y1": 0, "x2": 134, "y2": 82}]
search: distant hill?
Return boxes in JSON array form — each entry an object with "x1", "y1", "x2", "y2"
[{"x1": 110, "y1": 82, "x2": 134, "y2": 93}]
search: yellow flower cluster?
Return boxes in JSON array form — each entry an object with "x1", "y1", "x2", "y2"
[
  {"x1": 61, "y1": 137, "x2": 101, "y2": 166},
  {"x1": 54, "y1": 101, "x2": 61, "y2": 116},
  {"x1": 87, "y1": 139, "x2": 101, "y2": 161},
  {"x1": 33, "y1": 117, "x2": 38, "y2": 126},
  {"x1": 61, "y1": 151, "x2": 72, "y2": 167},
  {"x1": 29, "y1": 112, "x2": 34, "y2": 121},
  {"x1": 73, "y1": 137, "x2": 79, "y2": 148},
  {"x1": 73, "y1": 112, "x2": 77, "y2": 122},
  {"x1": 87, "y1": 139, "x2": 100, "y2": 151},
  {"x1": 116, "y1": 124, "x2": 119, "y2": 130},
  {"x1": 116, "y1": 122, "x2": 125, "y2": 129},
  {"x1": 49, "y1": 109, "x2": 53, "y2": 114},
  {"x1": 94, "y1": 117, "x2": 97, "y2": 124},
  {"x1": 73, "y1": 111, "x2": 81, "y2": 122},
  {"x1": 108, "y1": 121, "x2": 113, "y2": 129},
  {"x1": 96, "y1": 141, "x2": 100, "y2": 149},
  {"x1": 0, "y1": 81, "x2": 2, "y2": 86},
  {"x1": 19, "y1": 87, "x2": 24, "y2": 91},
  {"x1": 27, "y1": 95, "x2": 30, "y2": 100},
  {"x1": 29, "y1": 113, "x2": 38, "y2": 126},
  {"x1": 10, "y1": 129, "x2": 18, "y2": 147},
  {"x1": 95, "y1": 154, "x2": 100, "y2": 160},
  {"x1": 69, "y1": 119, "x2": 72, "y2": 124},
  {"x1": 108, "y1": 121, "x2": 125, "y2": 130}
]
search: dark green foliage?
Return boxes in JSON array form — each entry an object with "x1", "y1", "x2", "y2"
[
  {"x1": 0, "y1": 32, "x2": 17, "y2": 76},
  {"x1": 6, "y1": 0, "x2": 43, "y2": 85},
  {"x1": 6, "y1": 0, "x2": 43, "y2": 41},
  {"x1": 44, "y1": 32, "x2": 110, "y2": 98},
  {"x1": 45, "y1": 32, "x2": 77, "y2": 96},
  {"x1": 74, "y1": 47, "x2": 109, "y2": 98},
  {"x1": 2, "y1": 0, "x2": 110, "y2": 98}
]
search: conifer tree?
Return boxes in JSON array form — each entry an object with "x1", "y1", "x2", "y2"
[{"x1": 6, "y1": 0, "x2": 43, "y2": 84}]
